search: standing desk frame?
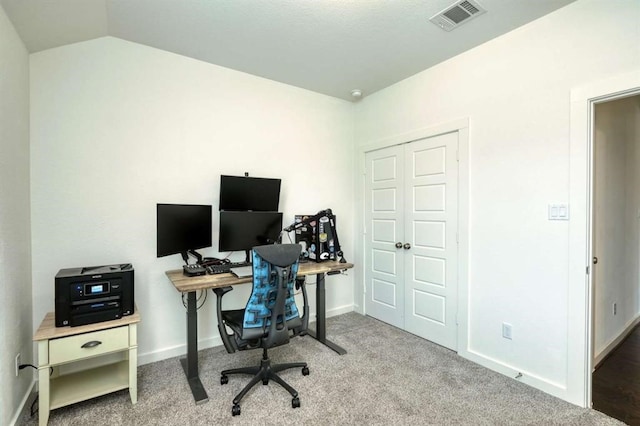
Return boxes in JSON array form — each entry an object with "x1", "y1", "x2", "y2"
[{"x1": 166, "y1": 260, "x2": 353, "y2": 404}]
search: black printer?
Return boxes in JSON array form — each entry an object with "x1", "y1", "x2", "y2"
[{"x1": 55, "y1": 263, "x2": 134, "y2": 327}]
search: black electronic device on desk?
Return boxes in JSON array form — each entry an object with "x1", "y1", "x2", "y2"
[
  {"x1": 219, "y1": 175, "x2": 281, "y2": 212},
  {"x1": 206, "y1": 261, "x2": 251, "y2": 275},
  {"x1": 219, "y1": 211, "x2": 283, "y2": 263},
  {"x1": 55, "y1": 263, "x2": 134, "y2": 327},
  {"x1": 183, "y1": 264, "x2": 206, "y2": 277},
  {"x1": 156, "y1": 203, "x2": 213, "y2": 277},
  {"x1": 284, "y1": 209, "x2": 346, "y2": 264},
  {"x1": 218, "y1": 173, "x2": 283, "y2": 263}
]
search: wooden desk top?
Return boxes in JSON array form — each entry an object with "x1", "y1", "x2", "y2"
[
  {"x1": 167, "y1": 260, "x2": 353, "y2": 293},
  {"x1": 34, "y1": 307, "x2": 141, "y2": 341}
]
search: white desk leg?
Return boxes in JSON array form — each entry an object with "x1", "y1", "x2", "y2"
[
  {"x1": 129, "y1": 323, "x2": 138, "y2": 404},
  {"x1": 37, "y1": 340, "x2": 50, "y2": 426},
  {"x1": 129, "y1": 347, "x2": 137, "y2": 404},
  {"x1": 38, "y1": 366, "x2": 50, "y2": 425}
]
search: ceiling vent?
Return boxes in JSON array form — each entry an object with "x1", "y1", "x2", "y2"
[{"x1": 430, "y1": 0, "x2": 486, "y2": 32}]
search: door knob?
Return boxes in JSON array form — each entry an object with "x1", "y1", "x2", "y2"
[
  {"x1": 395, "y1": 242, "x2": 403, "y2": 249},
  {"x1": 593, "y1": 256, "x2": 598, "y2": 264},
  {"x1": 404, "y1": 243, "x2": 411, "y2": 250}
]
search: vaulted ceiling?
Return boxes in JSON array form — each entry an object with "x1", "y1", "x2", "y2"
[{"x1": 2, "y1": 0, "x2": 576, "y2": 100}]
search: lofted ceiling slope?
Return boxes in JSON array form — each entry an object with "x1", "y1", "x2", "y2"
[{"x1": 2, "y1": 0, "x2": 576, "y2": 101}]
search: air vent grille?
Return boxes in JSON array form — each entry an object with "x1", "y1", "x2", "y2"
[
  {"x1": 430, "y1": 0, "x2": 486, "y2": 31},
  {"x1": 459, "y1": 1, "x2": 480, "y2": 15}
]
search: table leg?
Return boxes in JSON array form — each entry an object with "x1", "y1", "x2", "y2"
[
  {"x1": 179, "y1": 290, "x2": 209, "y2": 404},
  {"x1": 306, "y1": 272, "x2": 347, "y2": 355},
  {"x1": 38, "y1": 363, "x2": 50, "y2": 426}
]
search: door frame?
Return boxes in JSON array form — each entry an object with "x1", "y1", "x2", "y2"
[
  {"x1": 355, "y1": 118, "x2": 469, "y2": 350},
  {"x1": 568, "y1": 71, "x2": 640, "y2": 406}
]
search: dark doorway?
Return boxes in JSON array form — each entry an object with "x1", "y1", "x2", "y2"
[{"x1": 593, "y1": 325, "x2": 640, "y2": 424}]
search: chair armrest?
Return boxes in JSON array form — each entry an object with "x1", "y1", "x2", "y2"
[{"x1": 212, "y1": 286, "x2": 238, "y2": 353}]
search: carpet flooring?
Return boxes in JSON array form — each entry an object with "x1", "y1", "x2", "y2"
[{"x1": 20, "y1": 312, "x2": 622, "y2": 425}]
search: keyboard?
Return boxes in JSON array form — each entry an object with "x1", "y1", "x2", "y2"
[{"x1": 206, "y1": 261, "x2": 251, "y2": 275}]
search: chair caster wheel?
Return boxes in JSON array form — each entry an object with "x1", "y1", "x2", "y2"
[
  {"x1": 302, "y1": 366, "x2": 309, "y2": 376},
  {"x1": 262, "y1": 379, "x2": 269, "y2": 385},
  {"x1": 221, "y1": 375, "x2": 229, "y2": 385},
  {"x1": 232, "y1": 404, "x2": 241, "y2": 416},
  {"x1": 292, "y1": 397, "x2": 300, "y2": 408}
]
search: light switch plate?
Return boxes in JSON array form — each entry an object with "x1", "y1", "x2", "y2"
[{"x1": 548, "y1": 203, "x2": 569, "y2": 220}]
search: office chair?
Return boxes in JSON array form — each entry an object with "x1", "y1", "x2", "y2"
[{"x1": 213, "y1": 244, "x2": 309, "y2": 416}]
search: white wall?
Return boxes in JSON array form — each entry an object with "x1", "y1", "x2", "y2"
[
  {"x1": 0, "y1": 4, "x2": 32, "y2": 424},
  {"x1": 354, "y1": 0, "x2": 640, "y2": 404},
  {"x1": 593, "y1": 95, "x2": 640, "y2": 360},
  {"x1": 30, "y1": 37, "x2": 355, "y2": 365}
]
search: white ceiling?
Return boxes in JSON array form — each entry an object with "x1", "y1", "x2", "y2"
[{"x1": 2, "y1": 0, "x2": 576, "y2": 101}]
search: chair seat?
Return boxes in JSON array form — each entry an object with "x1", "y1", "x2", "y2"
[
  {"x1": 221, "y1": 309, "x2": 245, "y2": 329},
  {"x1": 222, "y1": 308, "x2": 303, "y2": 342}
]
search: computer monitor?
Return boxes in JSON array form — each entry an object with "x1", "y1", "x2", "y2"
[
  {"x1": 157, "y1": 204, "x2": 212, "y2": 260},
  {"x1": 219, "y1": 175, "x2": 281, "y2": 211},
  {"x1": 218, "y1": 211, "x2": 283, "y2": 254}
]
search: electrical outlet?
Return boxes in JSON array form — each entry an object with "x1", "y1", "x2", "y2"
[
  {"x1": 613, "y1": 303, "x2": 617, "y2": 316},
  {"x1": 502, "y1": 323, "x2": 513, "y2": 340},
  {"x1": 14, "y1": 353, "x2": 21, "y2": 377}
]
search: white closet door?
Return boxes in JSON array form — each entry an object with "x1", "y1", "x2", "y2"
[
  {"x1": 364, "y1": 145, "x2": 405, "y2": 327},
  {"x1": 403, "y1": 132, "x2": 459, "y2": 350}
]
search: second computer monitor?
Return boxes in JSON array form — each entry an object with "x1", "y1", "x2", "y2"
[
  {"x1": 218, "y1": 211, "x2": 283, "y2": 253},
  {"x1": 156, "y1": 203, "x2": 212, "y2": 258},
  {"x1": 219, "y1": 175, "x2": 281, "y2": 211}
]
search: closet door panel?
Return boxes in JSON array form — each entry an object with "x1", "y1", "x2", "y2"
[
  {"x1": 365, "y1": 145, "x2": 404, "y2": 327},
  {"x1": 404, "y1": 132, "x2": 459, "y2": 350}
]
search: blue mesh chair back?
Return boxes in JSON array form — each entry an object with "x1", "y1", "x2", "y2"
[{"x1": 243, "y1": 248, "x2": 299, "y2": 330}]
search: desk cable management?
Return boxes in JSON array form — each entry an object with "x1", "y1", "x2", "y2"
[{"x1": 182, "y1": 289, "x2": 208, "y2": 310}]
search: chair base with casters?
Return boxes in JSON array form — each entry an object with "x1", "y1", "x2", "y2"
[
  {"x1": 213, "y1": 244, "x2": 311, "y2": 416},
  {"x1": 221, "y1": 346, "x2": 310, "y2": 416}
]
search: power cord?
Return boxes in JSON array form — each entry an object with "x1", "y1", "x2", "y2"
[
  {"x1": 182, "y1": 289, "x2": 208, "y2": 310},
  {"x1": 20, "y1": 363, "x2": 53, "y2": 376},
  {"x1": 19, "y1": 363, "x2": 37, "y2": 371},
  {"x1": 18, "y1": 364, "x2": 40, "y2": 417}
]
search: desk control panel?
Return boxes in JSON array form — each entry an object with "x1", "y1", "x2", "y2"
[{"x1": 183, "y1": 264, "x2": 206, "y2": 277}]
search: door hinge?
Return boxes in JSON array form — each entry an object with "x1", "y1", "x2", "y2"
[{"x1": 586, "y1": 266, "x2": 589, "y2": 274}]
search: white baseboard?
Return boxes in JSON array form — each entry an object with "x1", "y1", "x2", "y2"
[
  {"x1": 138, "y1": 334, "x2": 223, "y2": 366},
  {"x1": 9, "y1": 379, "x2": 36, "y2": 426},
  {"x1": 593, "y1": 314, "x2": 640, "y2": 368},
  {"x1": 137, "y1": 304, "x2": 355, "y2": 366},
  {"x1": 458, "y1": 348, "x2": 569, "y2": 403},
  {"x1": 326, "y1": 304, "x2": 355, "y2": 318}
]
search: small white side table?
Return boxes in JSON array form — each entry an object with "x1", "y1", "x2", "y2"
[{"x1": 33, "y1": 308, "x2": 140, "y2": 425}]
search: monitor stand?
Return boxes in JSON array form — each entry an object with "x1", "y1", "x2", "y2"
[{"x1": 181, "y1": 250, "x2": 204, "y2": 265}]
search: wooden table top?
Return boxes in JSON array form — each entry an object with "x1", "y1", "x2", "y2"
[
  {"x1": 34, "y1": 307, "x2": 141, "y2": 341},
  {"x1": 166, "y1": 260, "x2": 353, "y2": 293}
]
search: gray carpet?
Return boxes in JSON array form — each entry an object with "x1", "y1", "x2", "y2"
[{"x1": 21, "y1": 312, "x2": 622, "y2": 425}]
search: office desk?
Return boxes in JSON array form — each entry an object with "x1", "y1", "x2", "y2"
[{"x1": 166, "y1": 260, "x2": 353, "y2": 404}]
